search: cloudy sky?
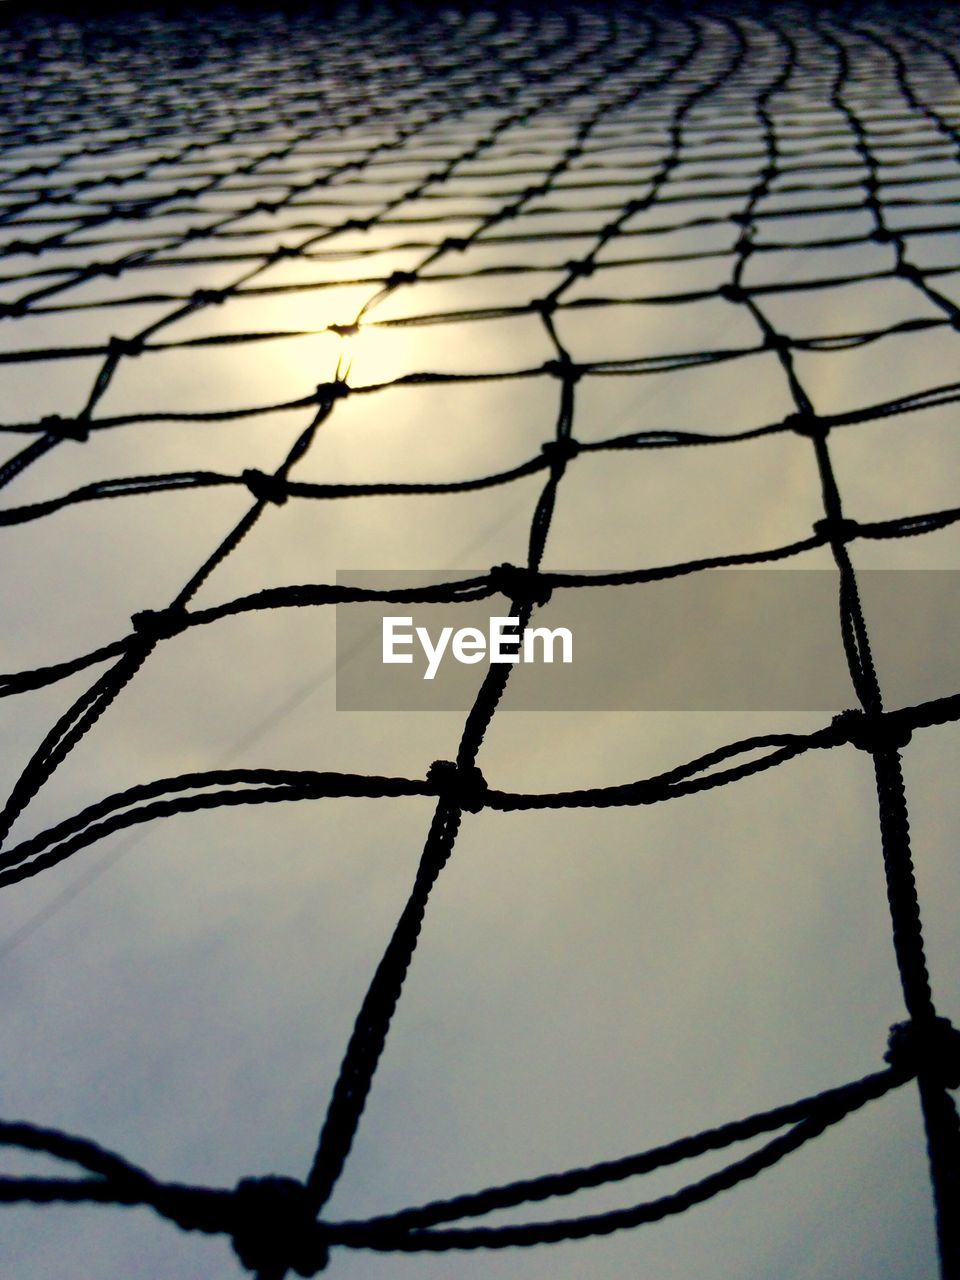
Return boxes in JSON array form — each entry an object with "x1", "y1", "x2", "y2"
[{"x1": 1, "y1": 4, "x2": 958, "y2": 1278}]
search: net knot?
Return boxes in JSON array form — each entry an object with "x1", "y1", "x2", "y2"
[
  {"x1": 316, "y1": 380, "x2": 350, "y2": 402},
  {"x1": 95, "y1": 260, "x2": 124, "y2": 279},
  {"x1": 230, "y1": 1176, "x2": 328, "y2": 1278},
  {"x1": 131, "y1": 606, "x2": 188, "y2": 642},
  {"x1": 885, "y1": 1018, "x2": 960, "y2": 1089},
  {"x1": 269, "y1": 245, "x2": 300, "y2": 261},
  {"x1": 5, "y1": 239, "x2": 39, "y2": 256},
  {"x1": 489, "y1": 562, "x2": 552, "y2": 607},
  {"x1": 427, "y1": 759, "x2": 488, "y2": 813},
  {"x1": 872, "y1": 227, "x2": 894, "y2": 244},
  {"x1": 107, "y1": 335, "x2": 144, "y2": 358},
  {"x1": 191, "y1": 288, "x2": 226, "y2": 306},
  {"x1": 764, "y1": 332, "x2": 791, "y2": 353},
  {"x1": 831, "y1": 709, "x2": 912, "y2": 754},
  {"x1": 531, "y1": 298, "x2": 557, "y2": 317},
  {"x1": 785, "y1": 410, "x2": 828, "y2": 440},
  {"x1": 719, "y1": 282, "x2": 747, "y2": 303},
  {"x1": 565, "y1": 259, "x2": 595, "y2": 278},
  {"x1": 541, "y1": 437, "x2": 580, "y2": 465},
  {"x1": 385, "y1": 270, "x2": 417, "y2": 288},
  {"x1": 441, "y1": 236, "x2": 468, "y2": 252},
  {"x1": 541, "y1": 357, "x2": 580, "y2": 382},
  {"x1": 343, "y1": 217, "x2": 372, "y2": 232},
  {"x1": 813, "y1": 515, "x2": 860, "y2": 543},
  {"x1": 0, "y1": 299, "x2": 28, "y2": 319},
  {"x1": 41, "y1": 413, "x2": 88, "y2": 443},
  {"x1": 243, "y1": 468, "x2": 289, "y2": 505},
  {"x1": 896, "y1": 261, "x2": 924, "y2": 284},
  {"x1": 326, "y1": 323, "x2": 359, "y2": 338}
]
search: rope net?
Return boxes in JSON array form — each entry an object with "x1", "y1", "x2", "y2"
[{"x1": 0, "y1": 1, "x2": 958, "y2": 1276}]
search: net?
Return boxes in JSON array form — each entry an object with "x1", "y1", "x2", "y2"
[{"x1": 1, "y1": 2, "x2": 959, "y2": 1278}]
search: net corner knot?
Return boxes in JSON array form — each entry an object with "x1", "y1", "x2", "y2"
[
  {"x1": 885, "y1": 1018, "x2": 960, "y2": 1089},
  {"x1": 541, "y1": 356, "x2": 580, "y2": 381},
  {"x1": 107, "y1": 334, "x2": 145, "y2": 359},
  {"x1": 131, "y1": 606, "x2": 188, "y2": 642},
  {"x1": 489, "y1": 562, "x2": 552, "y2": 608},
  {"x1": 427, "y1": 759, "x2": 488, "y2": 813},
  {"x1": 41, "y1": 413, "x2": 88, "y2": 443},
  {"x1": 764, "y1": 331, "x2": 791, "y2": 353},
  {"x1": 813, "y1": 515, "x2": 860, "y2": 543},
  {"x1": 315, "y1": 379, "x2": 350, "y2": 402},
  {"x1": 565, "y1": 258, "x2": 595, "y2": 279},
  {"x1": 243, "y1": 468, "x2": 289, "y2": 506},
  {"x1": 719, "y1": 282, "x2": 747, "y2": 304},
  {"x1": 785, "y1": 410, "x2": 828, "y2": 440},
  {"x1": 191, "y1": 287, "x2": 227, "y2": 306},
  {"x1": 541, "y1": 437, "x2": 580, "y2": 467},
  {"x1": 231, "y1": 1176, "x2": 329, "y2": 1278},
  {"x1": 831, "y1": 708, "x2": 912, "y2": 754}
]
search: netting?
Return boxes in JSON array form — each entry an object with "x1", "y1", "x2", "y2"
[{"x1": 1, "y1": 1, "x2": 959, "y2": 1277}]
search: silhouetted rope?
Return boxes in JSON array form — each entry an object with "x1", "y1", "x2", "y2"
[{"x1": 1, "y1": 3, "x2": 958, "y2": 1279}]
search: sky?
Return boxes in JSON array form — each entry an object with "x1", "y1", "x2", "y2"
[{"x1": 0, "y1": 4, "x2": 959, "y2": 1278}]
